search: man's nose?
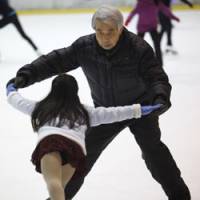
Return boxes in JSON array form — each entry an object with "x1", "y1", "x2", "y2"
[{"x1": 102, "y1": 33, "x2": 111, "y2": 40}]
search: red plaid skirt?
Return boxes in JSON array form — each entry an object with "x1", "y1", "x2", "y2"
[{"x1": 31, "y1": 135, "x2": 86, "y2": 177}]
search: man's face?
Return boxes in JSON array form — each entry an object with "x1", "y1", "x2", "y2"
[{"x1": 95, "y1": 19, "x2": 122, "y2": 50}]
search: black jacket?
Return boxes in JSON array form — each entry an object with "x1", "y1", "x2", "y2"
[
  {"x1": 0, "y1": 0, "x2": 14, "y2": 17},
  {"x1": 15, "y1": 28, "x2": 171, "y2": 107}
]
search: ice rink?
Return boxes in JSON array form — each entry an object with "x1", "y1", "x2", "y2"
[{"x1": 0, "y1": 9, "x2": 200, "y2": 200}]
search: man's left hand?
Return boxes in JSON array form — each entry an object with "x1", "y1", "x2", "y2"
[{"x1": 152, "y1": 96, "x2": 171, "y2": 115}]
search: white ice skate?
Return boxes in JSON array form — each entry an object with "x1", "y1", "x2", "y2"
[
  {"x1": 35, "y1": 49, "x2": 43, "y2": 57},
  {"x1": 165, "y1": 45, "x2": 178, "y2": 55}
]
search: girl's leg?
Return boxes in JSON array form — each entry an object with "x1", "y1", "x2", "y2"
[
  {"x1": 159, "y1": 27, "x2": 165, "y2": 43},
  {"x1": 12, "y1": 14, "x2": 40, "y2": 52},
  {"x1": 150, "y1": 30, "x2": 163, "y2": 67},
  {"x1": 41, "y1": 152, "x2": 65, "y2": 200},
  {"x1": 62, "y1": 164, "x2": 76, "y2": 188},
  {"x1": 165, "y1": 20, "x2": 172, "y2": 46}
]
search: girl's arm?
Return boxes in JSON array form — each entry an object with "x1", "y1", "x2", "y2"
[
  {"x1": 180, "y1": 0, "x2": 193, "y2": 7},
  {"x1": 158, "y1": 2, "x2": 180, "y2": 22},
  {"x1": 85, "y1": 104, "x2": 141, "y2": 127},
  {"x1": 125, "y1": 4, "x2": 139, "y2": 26},
  {"x1": 7, "y1": 91, "x2": 36, "y2": 115}
]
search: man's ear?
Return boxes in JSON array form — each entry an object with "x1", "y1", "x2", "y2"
[{"x1": 117, "y1": 27, "x2": 123, "y2": 37}]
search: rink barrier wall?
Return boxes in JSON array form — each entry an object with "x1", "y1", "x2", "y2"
[
  {"x1": 10, "y1": 0, "x2": 135, "y2": 10},
  {"x1": 16, "y1": 5, "x2": 200, "y2": 15},
  {"x1": 9, "y1": 0, "x2": 200, "y2": 10}
]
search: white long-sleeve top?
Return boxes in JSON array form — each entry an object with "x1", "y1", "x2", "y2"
[{"x1": 7, "y1": 91, "x2": 141, "y2": 155}]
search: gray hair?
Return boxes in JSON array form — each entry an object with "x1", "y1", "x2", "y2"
[{"x1": 92, "y1": 5, "x2": 124, "y2": 30}]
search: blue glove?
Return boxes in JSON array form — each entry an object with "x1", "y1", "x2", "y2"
[
  {"x1": 6, "y1": 83, "x2": 17, "y2": 96},
  {"x1": 141, "y1": 104, "x2": 162, "y2": 116}
]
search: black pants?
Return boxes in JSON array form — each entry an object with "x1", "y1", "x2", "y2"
[
  {"x1": 138, "y1": 30, "x2": 163, "y2": 67},
  {"x1": 65, "y1": 115, "x2": 191, "y2": 200},
  {"x1": 0, "y1": 13, "x2": 38, "y2": 51},
  {"x1": 159, "y1": 12, "x2": 173, "y2": 46}
]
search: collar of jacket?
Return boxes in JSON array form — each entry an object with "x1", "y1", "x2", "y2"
[{"x1": 95, "y1": 27, "x2": 128, "y2": 58}]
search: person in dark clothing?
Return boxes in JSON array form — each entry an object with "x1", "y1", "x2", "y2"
[
  {"x1": 0, "y1": 0, "x2": 41, "y2": 56},
  {"x1": 159, "y1": 0, "x2": 193, "y2": 54},
  {"x1": 125, "y1": 0, "x2": 180, "y2": 67},
  {"x1": 7, "y1": 5, "x2": 191, "y2": 200}
]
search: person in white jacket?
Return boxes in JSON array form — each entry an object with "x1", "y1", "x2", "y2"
[{"x1": 6, "y1": 73, "x2": 160, "y2": 200}]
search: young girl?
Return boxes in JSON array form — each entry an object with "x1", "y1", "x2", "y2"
[
  {"x1": 7, "y1": 74, "x2": 160, "y2": 200},
  {"x1": 125, "y1": 0, "x2": 180, "y2": 66}
]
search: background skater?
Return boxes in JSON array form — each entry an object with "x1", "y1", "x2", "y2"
[{"x1": 0, "y1": 0, "x2": 41, "y2": 56}]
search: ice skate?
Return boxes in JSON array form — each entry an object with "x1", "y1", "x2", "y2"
[
  {"x1": 165, "y1": 45, "x2": 178, "y2": 55},
  {"x1": 35, "y1": 49, "x2": 43, "y2": 57}
]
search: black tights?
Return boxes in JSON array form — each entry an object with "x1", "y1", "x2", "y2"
[
  {"x1": 138, "y1": 30, "x2": 163, "y2": 67},
  {"x1": 0, "y1": 13, "x2": 38, "y2": 51},
  {"x1": 159, "y1": 13, "x2": 173, "y2": 46}
]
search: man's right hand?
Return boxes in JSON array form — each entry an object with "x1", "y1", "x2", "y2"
[{"x1": 6, "y1": 76, "x2": 26, "y2": 88}]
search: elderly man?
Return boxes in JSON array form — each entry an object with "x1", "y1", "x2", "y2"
[{"x1": 7, "y1": 5, "x2": 190, "y2": 200}]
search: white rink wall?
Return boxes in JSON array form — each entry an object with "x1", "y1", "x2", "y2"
[
  {"x1": 10, "y1": 0, "x2": 198, "y2": 10},
  {"x1": 9, "y1": 0, "x2": 135, "y2": 10}
]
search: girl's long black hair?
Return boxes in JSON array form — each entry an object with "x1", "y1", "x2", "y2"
[{"x1": 31, "y1": 74, "x2": 90, "y2": 132}]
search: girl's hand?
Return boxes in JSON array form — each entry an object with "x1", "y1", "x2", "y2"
[
  {"x1": 6, "y1": 83, "x2": 17, "y2": 96},
  {"x1": 141, "y1": 104, "x2": 162, "y2": 116}
]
